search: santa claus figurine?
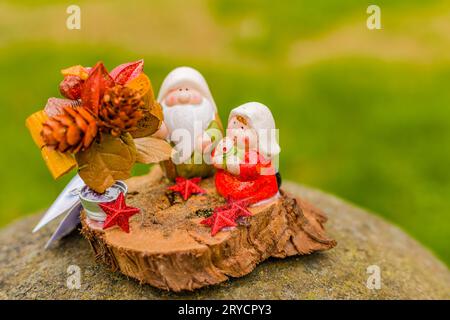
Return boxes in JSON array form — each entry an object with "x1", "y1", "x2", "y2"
[
  {"x1": 154, "y1": 67, "x2": 223, "y2": 179},
  {"x1": 212, "y1": 102, "x2": 281, "y2": 205}
]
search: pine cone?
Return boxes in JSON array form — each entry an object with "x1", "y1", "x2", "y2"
[
  {"x1": 99, "y1": 85, "x2": 144, "y2": 137},
  {"x1": 41, "y1": 106, "x2": 98, "y2": 153}
]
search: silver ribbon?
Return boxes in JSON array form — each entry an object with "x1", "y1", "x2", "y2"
[{"x1": 33, "y1": 174, "x2": 85, "y2": 248}]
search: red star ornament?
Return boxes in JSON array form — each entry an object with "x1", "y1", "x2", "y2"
[
  {"x1": 200, "y1": 198, "x2": 253, "y2": 236},
  {"x1": 168, "y1": 177, "x2": 206, "y2": 200},
  {"x1": 99, "y1": 192, "x2": 140, "y2": 233},
  {"x1": 224, "y1": 197, "x2": 253, "y2": 220},
  {"x1": 211, "y1": 212, "x2": 237, "y2": 236},
  {"x1": 200, "y1": 208, "x2": 236, "y2": 227},
  {"x1": 200, "y1": 212, "x2": 217, "y2": 227},
  {"x1": 214, "y1": 198, "x2": 253, "y2": 220}
]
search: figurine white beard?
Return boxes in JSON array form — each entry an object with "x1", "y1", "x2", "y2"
[
  {"x1": 155, "y1": 66, "x2": 223, "y2": 178},
  {"x1": 162, "y1": 97, "x2": 215, "y2": 164}
]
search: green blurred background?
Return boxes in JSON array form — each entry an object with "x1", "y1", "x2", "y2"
[{"x1": 0, "y1": 0, "x2": 449, "y2": 265}]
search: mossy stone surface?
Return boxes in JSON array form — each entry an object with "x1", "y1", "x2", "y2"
[{"x1": 1, "y1": 182, "x2": 449, "y2": 299}]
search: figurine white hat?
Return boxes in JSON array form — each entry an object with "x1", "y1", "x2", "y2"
[
  {"x1": 229, "y1": 102, "x2": 281, "y2": 159},
  {"x1": 157, "y1": 66, "x2": 217, "y2": 111}
]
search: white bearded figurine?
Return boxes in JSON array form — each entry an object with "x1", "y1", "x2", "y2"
[
  {"x1": 154, "y1": 67, "x2": 223, "y2": 179},
  {"x1": 212, "y1": 102, "x2": 281, "y2": 205}
]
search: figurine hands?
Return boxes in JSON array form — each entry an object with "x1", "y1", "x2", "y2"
[
  {"x1": 212, "y1": 137, "x2": 241, "y2": 175},
  {"x1": 194, "y1": 132, "x2": 213, "y2": 154},
  {"x1": 212, "y1": 137, "x2": 230, "y2": 166}
]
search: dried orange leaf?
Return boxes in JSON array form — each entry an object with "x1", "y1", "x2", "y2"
[
  {"x1": 126, "y1": 74, "x2": 161, "y2": 138},
  {"x1": 75, "y1": 133, "x2": 136, "y2": 193},
  {"x1": 131, "y1": 101, "x2": 163, "y2": 138},
  {"x1": 134, "y1": 136, "x2": 172, "y2": 164},
  {"x1": 81, "y1": 62, "x2": 114, "y2": 116}
]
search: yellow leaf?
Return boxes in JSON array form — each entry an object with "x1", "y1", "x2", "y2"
[
  {"x1": 126, "y1": 73, "x2": 163, "y2": 137},
  {"x1": 26, "y1": 110, "x2": 76, "y2": 179},
  {"x1": 61, "y1": 65, "x2": 89, "y2": 80},
  {"x1": 41, "y1": 147, "x2": 77, "y2": 179},
  {"x1": 25, "y1": 110, "x2": 47, "y2": 148},
  {"x1": 126, "y1": 73, "x2": 154, "y2": 99}
]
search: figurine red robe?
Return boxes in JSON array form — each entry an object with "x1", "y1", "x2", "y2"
[{"x1": 215, "y1": 149, "x2": 278, "y2": 205}]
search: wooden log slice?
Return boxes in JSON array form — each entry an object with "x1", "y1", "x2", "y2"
[{"x1": 81, "y1": 167, "x2": 336, "y2": 292}]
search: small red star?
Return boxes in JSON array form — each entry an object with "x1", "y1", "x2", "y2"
[
  {"x1": 201, "y1": 211, "x2": 237, "y2": 236},
  {"x1": 200, "y1": 212, "x2": 216, "y2": 227},
  {"x1": 200, "y1": 197, "x2": 253, "y2": 236},
  {"x1": 223, "y1": 197, "x2": 253, "y2": 220},
  {"x1": 99, "y1": 192, "x2": 140, "y2": 233},
  {"x1": 214, "y1": 197, "x2": 252, "y2": 220},
  {"x1": 168, "y1": 177, "x2": 206, "y2": 200}
]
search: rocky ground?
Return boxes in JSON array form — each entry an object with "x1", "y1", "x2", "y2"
[{"x1": 0, "y1": 182, "x2": 449, "y2": 299}]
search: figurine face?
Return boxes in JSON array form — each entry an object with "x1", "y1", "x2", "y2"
[
  {"x1": 228, "y1": 115, "x2": 250, "y2": 131},
  {"x1": 164, "y1": 86, "x2": 203, "y2": 106},
  {"x1": 161, "y1": 84, "x2": 216, "y2": 164},
  {"x1": 227, "y1": 115, "x2": 258, "y2": 150}
]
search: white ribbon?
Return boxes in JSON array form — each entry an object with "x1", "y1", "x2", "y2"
[{"x1": 33, "y1": 174, "x2": 85, "y2": 248}]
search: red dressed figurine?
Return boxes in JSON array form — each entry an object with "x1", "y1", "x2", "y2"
[{"x1": 212, "y1": 102, "x2": 281, "y2": 206}]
